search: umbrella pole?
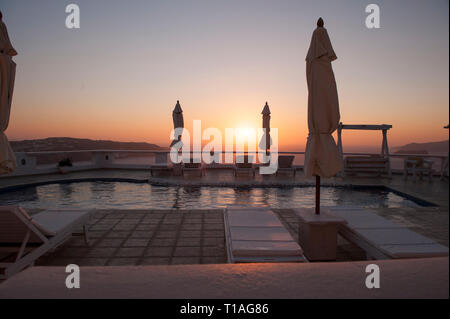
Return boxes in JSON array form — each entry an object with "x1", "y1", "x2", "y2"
[{"x1": 315, "y1": 175, "x2": 320, "y2": 215}]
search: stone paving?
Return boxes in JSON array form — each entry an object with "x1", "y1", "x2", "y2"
[
  {"x1": 33, "y1": 210, "x2": 227, "y2": 266},
  {"x1": 31, "y1": 208, "x2": 364, "y2": 266}
]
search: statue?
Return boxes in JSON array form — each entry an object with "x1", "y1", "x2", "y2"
[{"x1": 0, "y1": 10, "x2": 18, "y2": 174}]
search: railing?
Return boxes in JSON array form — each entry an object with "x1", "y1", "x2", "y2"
[{"x1": 2, "y1": 150, "x2": 448, "y2": 178}]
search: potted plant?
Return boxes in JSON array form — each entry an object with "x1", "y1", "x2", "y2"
[{"x1": 57, "y1": 158, "x2": 73, "y2": 174}]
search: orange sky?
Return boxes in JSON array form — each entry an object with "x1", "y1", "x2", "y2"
[{"x1": 3, "y1": 0, "x2": 449, "y2": 151}]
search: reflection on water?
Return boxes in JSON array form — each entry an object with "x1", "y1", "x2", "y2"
[
  {"x1": 0, "y1": 182, "x2": 422, "y2": 210},
  {"x1": 0, "y1": 186, "x2": 38, "y2": 203}
]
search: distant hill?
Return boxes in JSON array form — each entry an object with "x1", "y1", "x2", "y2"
[
  {"x1": 393, "y1": 140, "x2": 449, "y2": 154},
  {"x1": 11, "y1": 137, "x2": 166, "y2": 152}
]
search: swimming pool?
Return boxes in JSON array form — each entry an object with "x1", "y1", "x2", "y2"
[{"x1": 0, "y1": 181, "x2": 431, "y2": 210}]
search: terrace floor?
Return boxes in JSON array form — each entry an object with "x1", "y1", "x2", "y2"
[
  {"x1": 1, "y1": 258, "x2": 448, "y2": 298},
  {"x1": 22, "y1": 208, "x2": 368, "y2": 267},
  {"x1": 0, "y1": 168, "x2": 448, "y2": 268}
]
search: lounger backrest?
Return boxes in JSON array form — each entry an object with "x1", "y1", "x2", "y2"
[
  {"x1": 183, "y1": 156, "x2": 202, "y2": 168},
  {"x1": 278, "y1": 156, "x2": 295, "y2": 168},
  {"x1": 406, "y1": 156, "x2": 424, "y2": 168},
  {"x1": 0, "y1": 206, "x2": 46, "y2": 243},
  {"x1": 184, "y1": 163, "x2": 202, "y2": 169},
  {"x1": 236, "y1": 155, "x2": 254, "y2": 168}
]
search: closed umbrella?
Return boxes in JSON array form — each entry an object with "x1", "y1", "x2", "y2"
[
  {"x1": 259, "y1": 102, "x2": 272, "y2": 155},
  {"x1": 170, "y1": 100, "x2": 184, "y2": 147},
  {"x1": 0, "y1": 11, "x2": 17, "y2": 174},
  {"x1": 304, "y1": 18, "x2": 343, "y2": 214}
]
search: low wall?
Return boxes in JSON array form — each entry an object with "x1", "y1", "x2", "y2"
[{"x1": 2, "y1": 150, "x2": 448, "y2": 178}]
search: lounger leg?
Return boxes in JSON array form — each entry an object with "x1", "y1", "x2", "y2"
[
  {"x1": 2, "y1": 240, "x2": 56, "y2": 279},
  {"x1": 83, "y1": 224, "x2": 90, "y2": 246},
  {"x1": 16, "y1": 230, "x2": 31, "y2": 262}
]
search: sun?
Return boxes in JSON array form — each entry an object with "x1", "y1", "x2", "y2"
[{"x1": 236, "y1": 127, "x2": 256, "y2": 140}]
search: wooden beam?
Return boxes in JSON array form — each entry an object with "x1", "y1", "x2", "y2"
[{"x1": 339, "y1": 124, "x2": 392, "y2": 131}]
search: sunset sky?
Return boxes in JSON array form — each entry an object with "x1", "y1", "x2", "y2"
[{"x1": 2, "y1": 0, "x2": 449, "y2": 151}]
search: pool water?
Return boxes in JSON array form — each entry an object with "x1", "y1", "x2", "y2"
[{"x1": 0, "y1": 181, "x2": 427, "y2": 210}]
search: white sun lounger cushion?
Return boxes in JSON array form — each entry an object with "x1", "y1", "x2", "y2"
[
  {"x1": 232, "y1": 241, "x2": 302, "y2": 257},
  {"x1": 354, "y1": 227, "x2": 448, "y2": 257},
  {"x1": 329, "y1": 209, "x2": 404, "y2": 229},
  {"x1": 379, "y1": 243, "x2": 449, "y2": 258},
  {"x1": 225, "y1": 209, "x2": 304, "y2": 261},
  {"x1": 230, "y1": 227, "x2": 293, "y2": 241},
  {"x1": 29, "y1": 210, "x2": 91, "y2": 237},
  {"x1": 326, "y1": 207, "x2": 449, "y2": 258},
  {"x1": 356, "y1": 228, "x2": 435, "y2": 245},
  {"x1": 228, "y1": 210, "x2": 283, "y2": 227}
]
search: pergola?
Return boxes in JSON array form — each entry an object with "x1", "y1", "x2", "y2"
[{"x1": 336, "y1": 123, "x2": 393, "y2": 176}]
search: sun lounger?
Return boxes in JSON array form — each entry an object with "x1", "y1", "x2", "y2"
[
  {"x1": 150, "y1": 164, "x2": 173, "y2": 176},
  {"x1": 326, "y1": 207, "x2": 449, "y2": 259},
  {"x1": 403, "y1": 157, "x2": 434, "y2": 181},
  {"x1": 204, "y1": 152, "x2": 223, "y2": 169},
  {"x1": 344, "y1": 155, "x2": 390, "y2": 177},
  {"x1": 234, "y1": 155, "x2": 255, "y2": 176},
  {"x1": 275, "y1": 155, "x2": 296, "y2": 176},
  {"x1": 224, "y1": 208, "x2": 306, "y2": 263},
  {"x1": 0, "y1": 206, "x2": 91, "y2": 279},
  {"x1": 150, "y1": 153, "x2": 173, "y2": 176},
  {"x1": 182, "y1": 156, "x2": 204, "y2": 176}
]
